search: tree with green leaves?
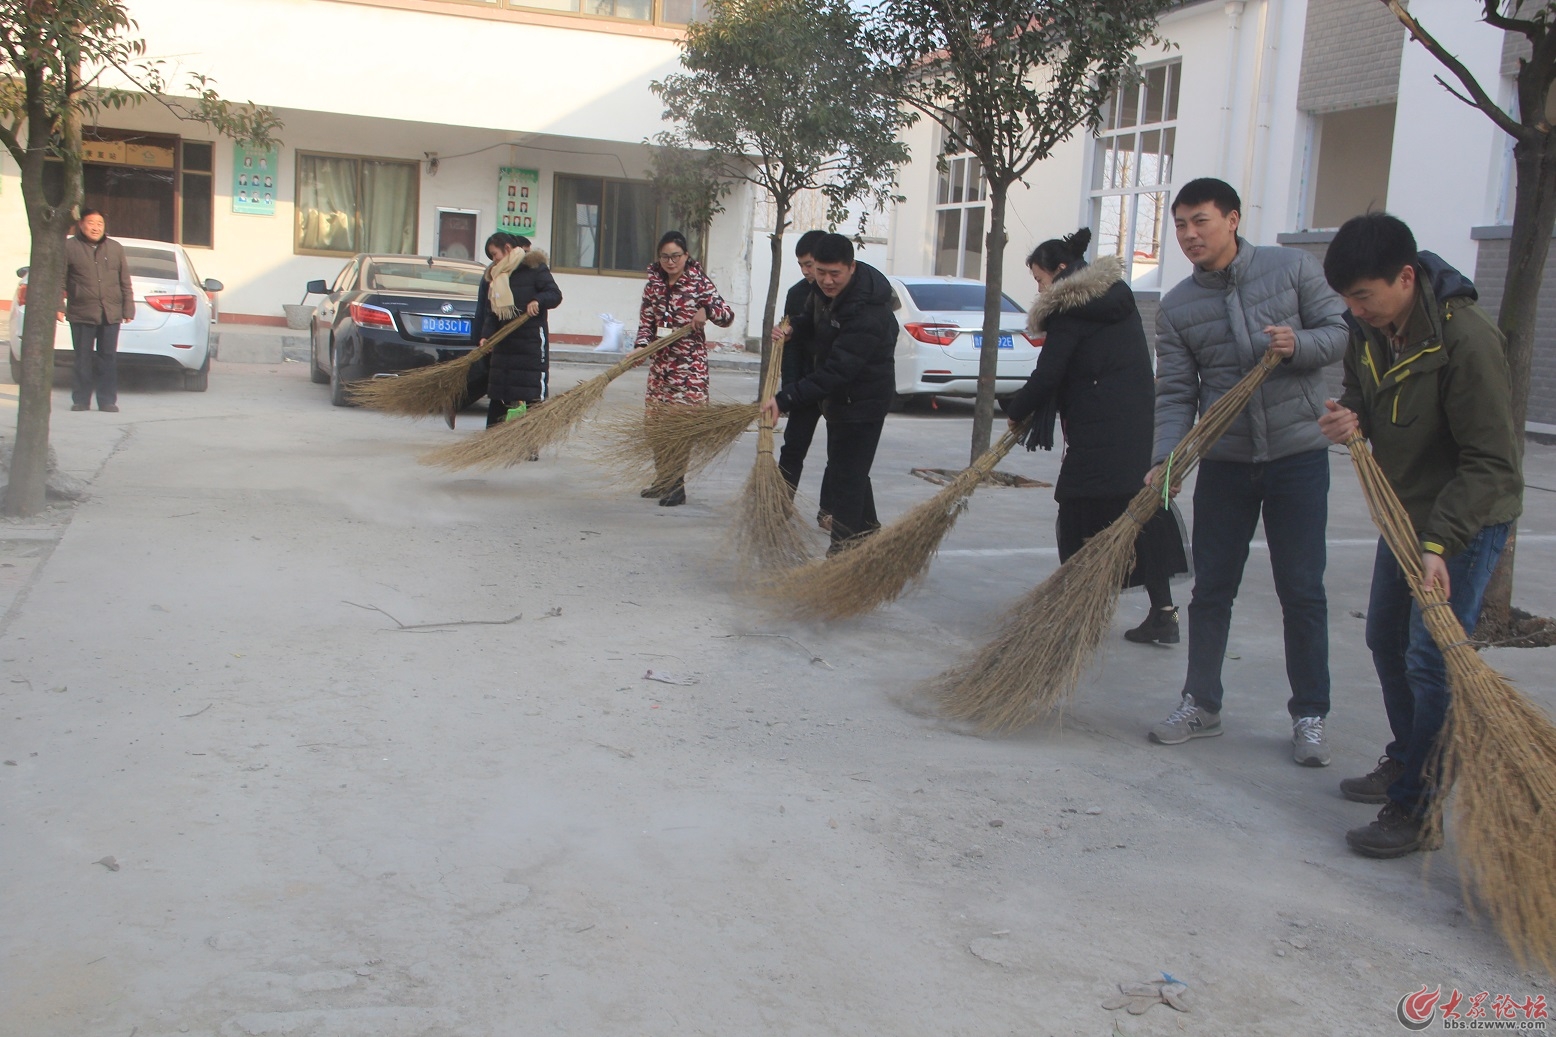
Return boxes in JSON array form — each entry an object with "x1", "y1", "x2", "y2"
[
  {"x1": 650, "y1": 0, "x2": 910, "y2": 380},
  {"x1": 868, "y1": 0, "x2": 1173, "y2": 463},
  {"x1": 1374, "y1": 0, "x2": 1551, "y2": 634},
  {"x1": 1, "y1": 0, "x2": 279, "y2": 516}
]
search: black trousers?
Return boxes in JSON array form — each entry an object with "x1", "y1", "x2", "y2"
[
  {"x1": 819, "y1": 416, "x2": 884, "y2": 549},
  {"x1": 71, "y1": 322, "x2": 120, "y2": 407},
  {"x1": 778, "y1": 401, "x2": 823, "y2": 490}
]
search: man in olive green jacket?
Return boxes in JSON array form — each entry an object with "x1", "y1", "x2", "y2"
[
  {"x1": 63, "y1": 209, "x2": 135, "y2": 412},
  {"x1": 1319, "y1": 212, "x2": 1522, "y2": 859}
]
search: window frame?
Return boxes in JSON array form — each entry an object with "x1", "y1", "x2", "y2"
[
  {"x1": 45, "y1": 128, "x2": 214, "y2": 249},
  {"x1": 931, "y1": 135, "x2": 988, "y2": 280},
  {"x1": 550, "y1": 172, "x2": 702, "y2": 278},
  {"x1": 293, "y1": 149, "x2": 422, "y2": 258},
  {"x1": 1087, "y1": 58, "x2": 1181, "y2": 289}
]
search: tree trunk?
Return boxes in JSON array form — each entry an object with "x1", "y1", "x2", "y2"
[
  {"x1": 970, "y1": 183, "x2": 1009, "y2": 465},
  {"x1": 1475, "y1": 130, "x2": 1556, "y2": 633},
  {"x1": 758, "y1": 196, "x2": 790, "y2": 391}
]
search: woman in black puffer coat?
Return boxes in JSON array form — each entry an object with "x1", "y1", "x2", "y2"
[
  {"x1": 1005, "y1": 228, "x2": 1188, "y2": 645},
  {"x1": 469, "y1": 232, "x2": 563, "y2": 428}
]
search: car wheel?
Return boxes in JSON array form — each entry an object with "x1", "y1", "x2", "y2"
[
  {"x1": 184, "y1": 355, "x2": 210, "y2": 392},
  {"x1": 7, "y1": 355, "x2": 19, "y2": 385},
  {"x1": 309, "y1": 325, "x2": 328, "y2": 384},
  {"x1": 328, "y1": 347, "x2": 355, "y2": 407}
]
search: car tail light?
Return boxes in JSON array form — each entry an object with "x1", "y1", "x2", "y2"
[
  {"x1": 349, "y1": 301, "x2": 397, "y2": 330},
  {"x1": 904, "y1": 322, "x2": 959, "y2": 346},
  {"x1": 146, "y1": 294, "x2": 198, "y2": 315},
  {"x1": 16, "y1": 284, "x2": 26, "y2": 306},
  {"x1": 1023, "y1": 333, "x2": 1044, "y2": 348}
]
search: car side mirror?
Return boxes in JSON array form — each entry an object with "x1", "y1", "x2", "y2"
[
  {"x1": 16, "y1": 267, "x2": 28, "y2": 278},
  {"x1": 202, "y1": 278, "x2": 224, "y2": 293},
  {"x1": 305, "y1": 279, "x2": 329, "y2": 295}
]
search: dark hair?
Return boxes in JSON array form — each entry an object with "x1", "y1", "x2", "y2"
[
  {"x1": 1323, "y1": 212, "x2": 1418, "y2": 294},
  {"x1": 657, "y1": 230, "x2": 689, "y2": 254},
  {"x1": 794, "y1": 229, "x2": 826, "y2": 258},
  {"x1": 1171, "y1": 177, "x2": 1241, "y2": 218},
  {"x1": 78, "y1": 208, "x2": 103, "y2": 221},
  {"x1": 1026, "y1": 228, "x2": 1092, "y2": 277},
  {"x1": 811, "y1": 233, "x2": 854, "y2": 266},
  {"x1": 483, "y1": 232, "x2": 524, "y2": 257}
]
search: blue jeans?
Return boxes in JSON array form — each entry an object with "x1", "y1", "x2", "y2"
[
  {"x1": 1184, "y1": 449, "x2": 1331, "y2": 717},
  {"x1": 1365, "y1": 523, "x2": 1510, "y2": 815}
]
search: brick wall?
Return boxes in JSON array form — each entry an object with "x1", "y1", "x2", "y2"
[
  {"x1": 1472, "y1": 234, "x2": 1556, "y2": 428},
  {"x1": 1297, "y1": 0, "x2": 1407, "y2": 113}
]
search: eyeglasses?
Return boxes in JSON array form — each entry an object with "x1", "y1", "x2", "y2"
[{"x1": 658, "y1": 251, "x2": 686, "y2": 261}]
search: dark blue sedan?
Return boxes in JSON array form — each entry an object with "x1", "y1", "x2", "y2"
[{"x1": 306, "y1": 255, "x2": 487, "y2": 407}]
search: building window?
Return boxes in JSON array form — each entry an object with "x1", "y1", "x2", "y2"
[
  {"x1": 1090, "y1": 60, "x2": 1179, "y2": 286},
  {"x1": 43, "y1": 130, "x2": 214, "y2": 247},
  {"x1": 296, "y1": 152, "x2": 419, "y2": 256},
  {"x1": 933, "y1": 149, "x2": 986, "y2": 278},
  {"x1": 400, "y1": 0, "x2": 701, "y2": 26},
  {"x1": 552, "y1": 174, "x2": 695, "y2": 274},
  {"x1": 1303, "y1": 104, "x2": 1396, "y2": 229}
]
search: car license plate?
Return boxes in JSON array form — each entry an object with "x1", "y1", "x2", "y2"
[
  {"x1": 973, "y1": 334, "x2": 1015, "y2": 350},
  {"x1": 420, "y1": 316, "x2": 470, "y2": 336}
]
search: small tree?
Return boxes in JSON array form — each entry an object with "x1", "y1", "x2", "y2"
[
  {"x1": 0, "y1": 0, "x2": 279, "y2": 516},
  {"x1": 1376, "y1": 0, "x2": 1550, "y2": 633},
  {"x1": 650, "y1": 0, "x2": 911, "y2": 381},
  {"x1": 868, "y1": 0, "x2": 1172, "y2": 463}
]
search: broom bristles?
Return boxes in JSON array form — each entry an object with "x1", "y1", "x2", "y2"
[
  {"x1": 930, "y1": 350, "x2": 1284, "y2": 732},
  {"x1": 596, "y1": 401, "x2": 761, "y2": 493},
  {"x1": 418, "y1": 325, "x2": 693, "y2": 471},
  {"x1": 348, "y1": 314, "x2": 531, "y2": 416},
  {"x1": 1346, "y1": 435, "x2": 1556, "y2": 975},
  {"x1": 766, "y1": 424, "x2": 1027, "y2": 619},
  {"x1": 728, "y1": 323, "x2": 815, "y2": 577}
]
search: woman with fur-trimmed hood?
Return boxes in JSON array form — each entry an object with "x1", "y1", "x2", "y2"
[
  {"x1": 468, "y1": 232, "x2": 563, "y2": 429},
  {"x1": 1005, "y1": 228, "x2": 1187, "y2": 645}
]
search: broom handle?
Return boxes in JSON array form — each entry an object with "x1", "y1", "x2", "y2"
[
  {"x1": 601, "y1": 325, "x2": 694, "y2": 381},
  {"x1": 464, "y1": 312, "x2": 533, "y2": 366},
  {"x1": 1148, "y1": 349, "x2": 1284, "y2": 496},
  {"x1": 756, "y1": 319, "x2": 790, "y2": 457},
  {"x1": 970, "y1": 418, "x2": 1031, "y2": 477}
]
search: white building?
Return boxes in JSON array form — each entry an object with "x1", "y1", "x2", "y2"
[
  {"x1": 880, "y1": 0, "x2": 1555, "y2": 432},
  {"x1": 0, "y1": 0, "x2": 768, "y2": 345}
]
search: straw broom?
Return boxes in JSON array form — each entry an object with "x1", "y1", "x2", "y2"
[
  {"x1": 418, "y1": 325, "x2": 693, "y2": 471},
  {"x1": 597, "y1": 401, "x2": 762, "y2": 495},
  {"x1": 1344, "y1": 432, "x2": 1556, "y2": 975},
  {"x1": 765, "y1": 419, "x2": 1031, "y2": 618},
  {"x1": 348, "y1": 314, "x2": 530, "y2": 416},
  {"x1": 935, "y1": 349, "x2": 1286, "y2": 733},
  {"x1": 728, "y1": 326, "x2": 814, "y2": 577}
]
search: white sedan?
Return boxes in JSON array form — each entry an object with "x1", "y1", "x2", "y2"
[
  {"x1": 886, "y1": 275, "x2": 1039, "y2": 410},
  {"x1": 8, "y1": 237, "x2": 223, "y2": 391}
]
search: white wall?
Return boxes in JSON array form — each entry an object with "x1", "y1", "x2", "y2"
[
  {"x1": 1386, "y1": 0, "x2": 1507, "y2": 273},
  {"x1": 119, "y1": 0, "x2": 682, "y2": 145}
]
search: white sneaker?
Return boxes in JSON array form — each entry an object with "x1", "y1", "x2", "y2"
[
  {"x1": 1292, "y1": 715, "x2": 1331, "y2": 767},
  {"x1": 1148, "y1": 695, "x2": 1222, "y2": 745}
]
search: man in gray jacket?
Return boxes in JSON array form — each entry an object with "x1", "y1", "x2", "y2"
[
  {"x1": 63, "y1": 209, "x2": 135, "y2": 413},
  {"x1": 1146, "y1": 177, "x2": 1348, "y2": 766}
]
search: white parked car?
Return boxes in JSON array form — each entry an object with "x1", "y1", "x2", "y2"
[
  {"x1": 885, "y1": 275, "x2": 1038, "y2": 409},
  {"x1": 8, "y1": 237, "x2": 223, "y2": 391}
]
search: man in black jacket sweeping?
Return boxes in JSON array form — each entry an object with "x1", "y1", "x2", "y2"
[{"x1": 761, "y1": 234, "x2": 897, "y2": 555}]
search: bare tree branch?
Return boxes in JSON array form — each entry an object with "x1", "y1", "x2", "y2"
[{"x1": 1382, "y1": 0, "x2": 1531, "y2": 142}]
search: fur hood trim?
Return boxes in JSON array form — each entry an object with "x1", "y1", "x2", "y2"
[
  {"x1": 521, "y1": 248, "x2": 549, "y2": 268},
  {"x1": 1026, "y1": 255, "x2": 1125, "y2": 334}
]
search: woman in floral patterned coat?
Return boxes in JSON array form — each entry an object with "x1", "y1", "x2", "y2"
[{"x1": 634, "y1": 230, "x2": 736, "y2": 506}]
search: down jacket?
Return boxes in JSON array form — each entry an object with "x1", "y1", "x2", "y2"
[
  {"x1": 1004, "y1": 257, "x2": 1153, "y2": 500},
  {"x1": 776, "y1": 261, "x2": 898, "y2": 423},
  {"x1": 64, "y1": 233, "x2": 135, "y2": 325},
  {"x1": 1153, "y1": 237, "x2": 1348, "y2": 464},
  {"x1": 472, "y1": 248, "x2": 562, "y2": 404},
  {"x1": 1337, "y1": 253, "x2": 1522, "y2": 558}
]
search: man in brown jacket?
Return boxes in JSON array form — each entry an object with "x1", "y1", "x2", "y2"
[{"x1": 63, "y1": 209, "x2": 135, "y2": 412}]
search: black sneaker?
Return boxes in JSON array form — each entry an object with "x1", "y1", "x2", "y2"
[
  {"x1": 1346, "y1": 801, "x2": 1440, "y2": 858},
  {"x1": 1125, "y1": 606, "x2": 1180, "y2": 645},
  {"x1": 659, "y1": 482, "x2": 686, "y2": 507},
  {"x1": 1339, "y1": 755, "x2": 1405, "y2": 804}
]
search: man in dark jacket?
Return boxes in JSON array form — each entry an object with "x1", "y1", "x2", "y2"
[
  {"x1": 63, "y1": 209, "x2": 135, "y2": 413},
  {"x1": 777, "y1": 229, "x2": 827, "y2": 499},
  {"x1": 761, "y1": 233, "x2": 897, "y2": 554},
  {"x1": 1319, "y1": 213, "x2": 1522, "y2": 858}
]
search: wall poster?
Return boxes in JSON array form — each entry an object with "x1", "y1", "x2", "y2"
[
  {"x1": 233, "y1": 144, "x2": 279, "y2": 216},
  {"x1": 497, "y1": 167, "x2": 539, "y2": 240}
]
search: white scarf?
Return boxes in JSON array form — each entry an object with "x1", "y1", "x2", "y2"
[{"x1": 486, "y1": 247, "x2": 525, "y2": 320}]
